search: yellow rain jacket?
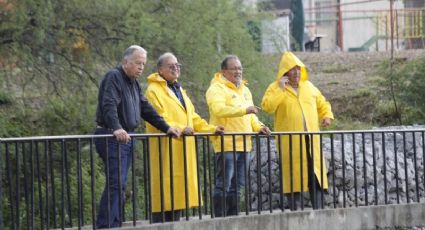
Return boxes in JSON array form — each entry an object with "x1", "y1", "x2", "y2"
[
  {"x1": 261, "y1": 52, "x2": 334, "y2": 193},
  {"x1": 145, "y1": 73, "x2": 217, "y2": 212},
  {"x1": 206, "y1": 72, "x2": 264, "y2": 153}
]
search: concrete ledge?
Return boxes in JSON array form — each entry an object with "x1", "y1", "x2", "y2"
[{"x1": 121, "y1": 203, "x2": 425, "y2": 230}]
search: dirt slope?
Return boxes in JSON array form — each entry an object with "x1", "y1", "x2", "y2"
[{"x1": 294, "y1": 50, "x2": 425, "y2": 124}]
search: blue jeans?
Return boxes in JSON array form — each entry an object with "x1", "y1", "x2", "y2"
[
  {"x1": 94, "y1": 128, "x2": 134, "y2": 228},
  {"x1": 213, "y1": 152, "x2": 249, "y2": 216}
]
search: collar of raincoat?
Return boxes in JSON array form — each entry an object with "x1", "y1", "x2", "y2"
[
  {"x1": 147, "y1": 72, "x2": 177, "y2": 85},
  {"x1": 275, "y1": 52, "x2": 308, "y2": 82},
  {"x1": 210, "y1": 72, "x2": 247, "y2": 89}
]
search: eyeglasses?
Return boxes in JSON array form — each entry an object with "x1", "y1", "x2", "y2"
[
  {"x1": 163, "y1": 63, "x2": 182, "y2": 70},
  {"x1": 225, "y1": 67, "x2": 243, "y2": 72}
]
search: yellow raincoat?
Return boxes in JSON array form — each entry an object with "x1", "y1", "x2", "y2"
[
  {"x1": 206, "y1": 72, "x2": 264, "y2": 153},
  {"x1": 261, "y1": 52, "x2": 334, "y2": 193},
  {"x1": 145, "y1": 73, "x2": 217, "y2": 212}
]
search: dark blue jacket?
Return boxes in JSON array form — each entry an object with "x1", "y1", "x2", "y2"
[{"x1": 95, "y1": 67, "x2": 170, "y2": 133}]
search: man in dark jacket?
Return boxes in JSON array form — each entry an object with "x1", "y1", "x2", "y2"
[{"x1": 94, "y1": 45, "x2": 180, "y2": 228}]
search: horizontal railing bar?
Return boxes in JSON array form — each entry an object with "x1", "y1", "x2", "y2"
[{"x1": 1, "y1": 128, "x2": 425, "y2": 142}]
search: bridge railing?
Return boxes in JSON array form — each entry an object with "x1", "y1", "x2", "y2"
[{"x1": 1, "y1": 128, "x2": 424, "y2": 229}]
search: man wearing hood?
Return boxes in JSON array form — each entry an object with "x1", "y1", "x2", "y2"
[
  {"x1": 261, "y1": 51, "x2": 334, "y2": 210},
  {"x1": 145, "y1": 52, "x2": 224, "y2": 223},
  {"x1": 206, "y1": 55, "x2": 271, "y2": 217}
]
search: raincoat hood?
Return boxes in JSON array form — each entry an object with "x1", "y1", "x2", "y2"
[
  {"x1": 275, "y1": 52, "x2": 308, "y2": 81},
  {"x1": 210, "y1": 72, "x2": 247, "y2": 89}
]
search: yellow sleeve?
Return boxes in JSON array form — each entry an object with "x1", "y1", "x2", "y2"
[
  {"x1": 206, "y1": 84, "x2": 246, "y2": 118},
  {"x1": 192, "y1": 111, "x2": 216, "y2": 133},
  {"x1": 145, "y1": 86, "x2": 186, "y2": 130},
  {"x1": 315, "y1": 87, "x2": 334, "y2": 120},
  {"x1": 261, "y1": 82, "x2": 285, "y2": 114},
  {"x1": 250, "y1": 114, "x2": 265, "y2": 132}
]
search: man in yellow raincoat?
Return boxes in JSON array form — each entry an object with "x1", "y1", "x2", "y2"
[
  {"x1": 261, "y1": 51, "x2": 333, "y2": 210},
  {"x1": 145, "y1": 52, "x2": 224, "y2": 223},
  {"x1": 206, "y1": 55, "x2": 271, "y2": 217}
]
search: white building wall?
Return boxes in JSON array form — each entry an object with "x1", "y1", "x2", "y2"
[{"x1": 342, "y1": 0, "x2": 404, "y2": 51}]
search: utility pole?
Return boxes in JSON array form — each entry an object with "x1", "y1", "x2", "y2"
[
  {"x1": 390, "y1": 0, "x2": 394, "y2": 59},
  {"x1": 337, "y1": 0, "x2": 343, "y2": 50}
]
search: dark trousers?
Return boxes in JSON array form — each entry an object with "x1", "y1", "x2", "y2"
[
  {"x1": 286, "y1": 135, "x2": 324, "y2": 210},
  {"x1": 94, "y1": 127, "x2": 134, "y2": 229},
  {"x1": 151, "y1": 210, "x2": 182, "y2": 223}
]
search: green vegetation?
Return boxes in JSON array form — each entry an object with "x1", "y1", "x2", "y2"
[
  {"x1": 376, "y1": 57, "x2": 425, "y2": 125},
  {"x1": 1, "y1": 0, "x2": 424, "y2": 228}
]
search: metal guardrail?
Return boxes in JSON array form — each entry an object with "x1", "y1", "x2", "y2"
[{"x1": 1, "y1": 129, "x2": 424, "y2": 229}]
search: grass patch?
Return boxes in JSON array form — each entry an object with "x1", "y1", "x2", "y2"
[{"x1": 322, "y1": 64, "x2": 351, "y2": 73}]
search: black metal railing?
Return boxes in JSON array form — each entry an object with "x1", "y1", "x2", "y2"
[{"x1": 1, "y1": 128, "x2": 424, "y2": 229}]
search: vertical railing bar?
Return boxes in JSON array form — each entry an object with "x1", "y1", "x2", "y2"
[
  {"x1": 382, "y1": 132, "x2": 388, "y2": 205},
  {"x1": 319, "y1": 134, "x2": 324, "y2": 209},
  {"x1": 145, "y1": 138, "x2": 153, "y2": 223},
  {"x1": 195, "y1": 137, "x2": 202, "y2": 220},
  {"x1": 243, "y1": 135, "x2": 249, "y2": 215},
  {"x1": 131, "y1": 137, "x2": 136, "y2": 226},
  {"x1": 372, "y1": 133, "x2": 378, "y2": 205},
  {"x1": 353, "y1": 133, "x2": 358, "y2": 207},
  {"x1": 422, "y1": 131, "x2": 425, "y2": 203},
  {"x1": 64, "y1": 141, "x2": 72, "y2": 227},
  {"x1": 60, "y1": 140, "x2": 65, "y2": 229},
  {"x1": 202, "y1": 137, "x2": 208, "y2": 215},
  {"x1": 342, "y1": 134, "x2": 346, "y2": 208},
  {"x1": 278, "y1": 134, "x2": 284, "y2": 212},
  {"x1": 412, "y1": 132, "x2": 419, "y2": 202},
  {"x1": 183, "y1": 136, "x2": 190, "y2": 221},
  {"x1": 30, "y1": 141, "x2": 35, "y2": 229},
  {"x1": 220, "y1": 135, "x2": 225, "y2": 217},
  {"x1": 15, "y1": 142, "x2": 21, "y2": 230},
  {"x1": 362, "y1": 132, "x2": 368, "y2": 206},
  {"x1": 299, "y1": 135, "x2": 304, "y2": 210},
  {"x1": 402, "y1": 132, "x2": 409, "y2": 203},
  {"x1": 49, "y1": 141, "x2": 57, "y2": 228},
  {"x1": 232, "y1": 135, "x2": 238, "y2": 215},
  {"x1": 207, "y1": 136, "x2": 214, "y2": 217},
  {"x1": 35, "y1": 141, "x2": 45, "y2": 230},
  {"x1": 77, "y1": 139, "x2": 83, "y2": 229},
  {"x1": 310, "y1": 134, "x2": 317, "y2": 209},
  {"x1": 289, "y1": 134, "x2": 294, "y2": 209},
  {"x1": 394, "y1": 132, "x2": 400, "y2": 204},
  {"x1": 168, "y1": 136, "x2": 175, "y2": 221},
  {"x1": 330, "y1": 134, "x2": 336, "y2": 208},
  {"x1": 5, "y1": 143, "x2": 15, "y2": 230},
  {"x1": 158, "y1": 136, "x2": 164, "y2": 222},
  {"x1": 105, "y1": 137, "x2": 111, "y2": 228},
  {"x1": 89, "y1": 138, "x2": 96, "y2": 230},
  {"x1": 23, "y1": 142, "x2": 31, "y2": 229},
  {"x1": 0, "y1": 140, "x2": 3, "y2": 230},
  {"x1": 266, "y1": 136, "x2": 273, "y2": 213},
  {"x1": 44, "y1": 140, "x2": 50, "y2": 230},
  {"x1": 117, "y1": 143, "x2": 123, "y2": 227},
  {"x1": 255, "y1": 134, "x2": 261, "y2": 214},
  {"x1": 267, "y1": 135, "x2": 272, "y2": 213}
]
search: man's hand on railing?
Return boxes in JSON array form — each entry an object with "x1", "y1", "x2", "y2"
[
  {"x1": 182, "y1": 127, "x2": 195, "y2": 135},
  {"x1": 214, "y1": 125, "x2": 225, "y2": 135},
  {"x1": 259, "y1": 126, "x2": 271, "y2": 136},
  {"x1": 167, "y1": 127, "x2": 181, "y2": 138},
  {"x1": 113, "y1": 128, "x2": 131, "y2": 143},
  {"x1": 321, "y1": 117, "x2": 332, "y2": 128}
]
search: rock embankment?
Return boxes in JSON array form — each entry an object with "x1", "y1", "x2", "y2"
[{"x1": 249, "y1": 125, "x2": 425, "y2": 210}]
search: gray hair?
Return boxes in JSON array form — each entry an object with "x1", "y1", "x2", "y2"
[
  {"x1": 122, "y1": 45, "x2": 147, "y2": 61},
  {"x1": 221, "y1": 55, "x2": 239, "y2": 70},
  {"x1": 157, "y1": 52, "x2": 176, "y2": 68}
]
